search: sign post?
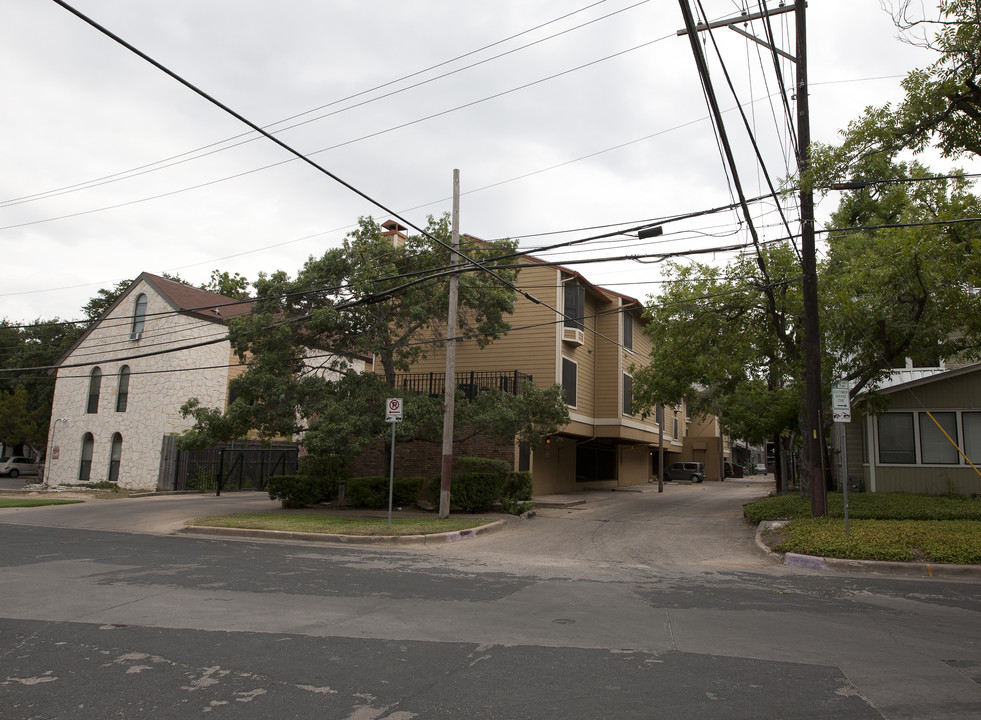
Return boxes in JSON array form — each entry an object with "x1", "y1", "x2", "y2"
[
  {"x1": 385, "y1": 399, "x2": 403, "y2": 529},
  {"x1": 832, "y1": 381, "x2": 851, "y2": 535}
]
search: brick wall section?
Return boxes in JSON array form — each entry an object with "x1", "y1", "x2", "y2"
[{"x1": 348, "y1": 426, "x2": 516, "y2": 480}]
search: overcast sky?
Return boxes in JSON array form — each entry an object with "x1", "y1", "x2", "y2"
[{"x1": 1, "y1": 0, "x2": 972, "y2": 322}]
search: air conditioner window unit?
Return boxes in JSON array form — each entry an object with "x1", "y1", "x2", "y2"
[
  {"x1": 562, "y1": 327, "x2": 585, "y2": 345},
  {"x1": 129, "y1": 332, "x2": 143, "y2": 341}
]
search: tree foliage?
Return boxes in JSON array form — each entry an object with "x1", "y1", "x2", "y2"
[
  {"x1": 634, "y1": 148, "x2": 981, "y2": 448},
  {"x1": 0, "y1": 386, "x2": 41, "y2": 448},
  {"x1": 202, "y1": 270, "x2": 251, "y2": 299},
  {"x1": 811, "y1": 0, "x2": 981, "y2": 182},
  {"x1": 178, "y1": 216, "x2": 570, "y2": 456},
  {"x1": 81, "y1": 279, "x2": 132, "y2": 322},
  {"x1": 821, "y1": 156, "x2": 981, "y2": 396},
  {"x1": 631, "y1": 244, "x2": 804, "y2": 445},
  {"x1": 0, "y1": 318, "x2": 84, "y2": 449}
]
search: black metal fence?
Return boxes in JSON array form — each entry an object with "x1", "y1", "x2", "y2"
[
  {"x1": 158, "y1": 436, "x2": 298, "y2": 493},
  {"x1": 396, "y1": 370, "x2": 532, "y2": 399}
]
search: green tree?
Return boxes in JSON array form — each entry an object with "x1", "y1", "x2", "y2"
[
  {"x1": 812, "y1": 0, "x2": 981, "y2": 181},
  {"x1": 178, "y1": 215, "x2": 569, "y2": 460},
  {"x1": 633, "y1": 154, "x2": 981, "y2": 481},
  {"x1": 821, "y1": 156, "x2": 981, "y2": 394},
  {"x1": 202, "y1": 270, "x2": 251, "y2": 299},
  {"x1": 0, "y1": 318, "x2": 84, "y2": 450},
  {"x1": 0, "y1": 386, "x2": 41, "y2": 448},
  {"x1": 631, "y1": 244, "x2": 805, "y2": 449},
  {"x1": 81, "y1": 279, "x2": 132, "y2": 322}
]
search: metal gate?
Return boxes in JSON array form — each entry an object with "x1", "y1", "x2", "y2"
[{"x1": 158, "y1": 437, "x2": 298, "y2": 493}]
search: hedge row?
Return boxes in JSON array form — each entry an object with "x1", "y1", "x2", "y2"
[{"x1": 267, "y1": 455, "x2": 534, "y2": 513}]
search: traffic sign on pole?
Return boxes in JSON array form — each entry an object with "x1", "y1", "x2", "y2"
[
  {"x1": 386, "y1": 398, "x2": 403, "y2": 423},
  {"x1": 831, "y1": 381, "x2": 850, "y2": 423}
]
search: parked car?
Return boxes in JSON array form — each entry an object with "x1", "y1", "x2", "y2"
[
  {"x1": 0, "y1": 456, "x2": 39, "y2": 478},
  {"x1": 754, "y1": 463, "x2": 768, "y2": 474},
  {"x1": 724, "y1": 461, "x2": 743, "y2": 478},
  {"x1": 664, "y1": 461, "x2": 705, "y2": 483}
]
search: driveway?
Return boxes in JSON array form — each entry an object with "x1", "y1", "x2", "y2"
[{"x1": 0, "y1": 477, "x2": 776, "y2": 577}]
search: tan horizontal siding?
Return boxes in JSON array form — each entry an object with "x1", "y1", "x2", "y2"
[{"x1": 406, "y1": 264, "x2": 559, "y2": 387}]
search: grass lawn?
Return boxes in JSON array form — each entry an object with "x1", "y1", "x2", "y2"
[
  {"x1": 747, "y1": 492, "x2": 981, "y2": 564},
  {"x1": 0, "y1": 498, "x2": 85, "y2": 508},
  {"x1": 187, "y1": 512, "x2": 495, "y2": 537}
]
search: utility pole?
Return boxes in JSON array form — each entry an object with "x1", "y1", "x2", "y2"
[
  {"x1": 439, "y1": 169, "x2": 461, "y2": 519},
  {"x1": 678, "y1": 0, "x2": 826, "y2": 514},
  {"x1": 795, "y1": 0, "x2": 827, "y2": 517}
]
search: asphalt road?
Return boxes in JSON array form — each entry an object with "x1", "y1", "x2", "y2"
[{"x1": 1, "y1": 478, "x2": 980, "y2": 719}]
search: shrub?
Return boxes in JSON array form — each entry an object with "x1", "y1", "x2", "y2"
[
  {"x1": 347, "y1": 476, "x2": 425, "y2": 510},
  {"x1": 745, "y1": 491, "x2": 981, "y2": 524},
  {"x1": 501, "y1": 497, "x2": 534, "y2": 515},
  {"x1": 299, "y1": 453, "x2": 344, "y2": 482},
  {"x1": 456, "y1": 456, "x2": 511, "y2": 476},
  {"x1": 450, "y1": 457, "x2": 510, "y2": 513},
  {"x1": 297, "y1": 453, "x2": 344, "y2": 503},
  {"x1": 267, "y1": 474, "x2": 331, "y2": 509},
  {"x1": 504, "y1": 471, "x2": 533, "y2": 501}
]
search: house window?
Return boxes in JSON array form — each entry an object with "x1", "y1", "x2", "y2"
[
  {"x1": 877, "y1": 413, "x2": 915, "y2": 464},
  {"x1": 673, "y1": 415, "x2": 679, "y2": 439},
  {"x1": 115, "y1": 366, "x2": 130, "y2": 413},
  {"x1": 132, "y1": 293, "x2": 147, "y2": 337},
  {"x1": 108, "y1": 433, "x2": 123, "y2": 483},
  {"x1": 562, "y1": 357, "x2": 577, "y2": 407},
  {"x1": 87, "y1": 367, "x2": 102, "y2": 414},
  {"x1": 964, "y1": 412, "x2": 981, "y2": 464},
  {"x1": 622, "y1": 374, "x2": 633, "y2": 416},
  {"x1": 564, "y1": 282, "x2": 585, "y2": 329},
  {"x1": 622, "y1": 310, "x2": 633, "y2": 351},
  {"x1": 79, "y1": 433, "x2": 94, "y2": 483},
  {"x1": 920, "y1": 412, "x2": 958, "y2": 464}
]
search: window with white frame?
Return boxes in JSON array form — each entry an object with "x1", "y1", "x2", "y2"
[
  {"x1": 622, "y1": 374, "x2": 633, "y2": 416},
  {"x1": 564, "y1": 283, "x2": 585, "y2": 329},
  {"x1": 877, "y1": 413, "x2": 915, "y2": 464},
  {"x1": 920, "y1": 412, "x2": 958, "y2": 464},
  {"x1": 964, "y1": 412, "x2": 981, "y2": 463},
  {"x1": 562, "y1": 357, "x2": 577, "y2": 407},
  {"x1": 622, "y1": 310, "x2": 633, "y2": 351},
  {"x1": 877, "y1": 410, "x2": 977, "y2": 465}
]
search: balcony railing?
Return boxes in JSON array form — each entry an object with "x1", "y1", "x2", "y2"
[{"x1": 395, "y1": 370, "x2": 532, "y2": 399}]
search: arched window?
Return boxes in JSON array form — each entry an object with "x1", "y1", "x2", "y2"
[
  {"x1": 131, "y1": 293, "x2": 147, "y2": 339},
  {"x1": 86, "y1": 367, "x2": 102, "y2": 414},
  {"x1": 116, "y1": 366, "x2": 130, "y2": 412},
  {"x1": 108, "y1": 433, "x2": 123, "y2": 483},
  {"x1": 79, "y1": 433, "x2": 94, "y2": 483}
]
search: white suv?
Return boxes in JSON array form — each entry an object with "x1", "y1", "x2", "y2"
[{"x1": 0, "y1": 456, "x2": 39, "y2": 478}]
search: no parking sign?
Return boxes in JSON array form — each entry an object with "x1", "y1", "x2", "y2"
[{"x1": 386, "y1": 398, "x2": 403, "y2": 423}]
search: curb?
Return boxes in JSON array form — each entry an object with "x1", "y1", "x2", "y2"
[
  {"x1": 182, "y1": 518, "x2": 511, "y2": 545},
  {"x1": 755, "y1": 520, "x2": 981, "y2": 580}
]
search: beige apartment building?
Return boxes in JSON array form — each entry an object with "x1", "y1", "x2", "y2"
[{"x1": 394, "y1": 252, "x2": 691, "y2": 495}]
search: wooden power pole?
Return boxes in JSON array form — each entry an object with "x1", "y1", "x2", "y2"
[
  {"x1": 678, "y1": 0, "x2": 826, "y2": 514},
  {"x1": 439, "y1": 169, "x2": 461, "y2": 519},
  {"x1": 794, "y1": 0, "x2": 827, "y2": 516}
]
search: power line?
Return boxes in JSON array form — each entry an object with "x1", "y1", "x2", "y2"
[{"x1": 2, "y1": 1, "x2": 632, "y2": 210}]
